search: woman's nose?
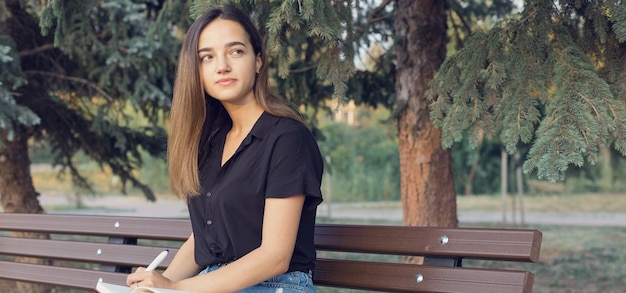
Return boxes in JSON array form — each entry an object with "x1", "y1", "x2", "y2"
[{"x1": 216, "y1": 55, "x2": 231, "y2": 74}]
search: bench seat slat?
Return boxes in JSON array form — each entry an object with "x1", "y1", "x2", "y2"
[
  {"x1": 0, "y1": 261, "x2": 126, "y2": 290},
  {"x1": 315, "y1": 224, "x2": 542, "y2": 262},
  {"x1": 0, "y1": 237, "x2": 178, "y2": 269}
]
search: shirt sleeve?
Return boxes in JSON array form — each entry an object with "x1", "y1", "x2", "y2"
[{"x1": 264, "y1": 123, "x2": 323, "y2": 205}]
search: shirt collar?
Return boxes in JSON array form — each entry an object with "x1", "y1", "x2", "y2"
[
  {"x1": 249, "y1": 112, "x2": 280, "y2": 141},
  {"x1": 209, "y1": 112, "x2": 279, "y2": 148}
]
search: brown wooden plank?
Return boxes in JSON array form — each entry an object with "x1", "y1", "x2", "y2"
[
  {"x1": 1, "y1": 215, "x2": 542, "y2": 263},
  {"x1": 314, "y1": 259, "x2": 534, "y2": 293},
  {"x1": 0, "y1": 237, "x2": 178, "y2": 269},
  {"x1": 315, "y1": 224, "x2": 542, "y2": 262},
  {"x1": 0, "y1": 259, "x2": 534, "y2": 293},
  {"x1": 0, "y1": 260, "x2": 127, "y2": 290},
  {"x1": 0, "y1": 213, "x2": 191, "y2": 241}
]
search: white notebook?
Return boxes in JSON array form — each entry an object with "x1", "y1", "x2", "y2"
[{"x1": 96, "y1": 282, "x2": 192, "y2": 293}]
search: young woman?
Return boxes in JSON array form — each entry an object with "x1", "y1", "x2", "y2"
[{"x1": 126, "y1": 5, "x2": 323, "y2": 293}]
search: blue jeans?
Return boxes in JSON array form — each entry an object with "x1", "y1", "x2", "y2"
[{"x1": 198, "y1": 264, "x2": 315, "y2": 292}]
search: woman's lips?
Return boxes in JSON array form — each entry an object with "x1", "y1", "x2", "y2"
[{"x1": 216, "y1": 78, "x2": 236, "y2": 86}]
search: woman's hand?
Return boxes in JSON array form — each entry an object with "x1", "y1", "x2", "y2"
[{"x1": 127, "y1": 267, "x2": 177, "y2": 290}]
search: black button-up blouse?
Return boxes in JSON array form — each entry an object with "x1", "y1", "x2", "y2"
[{"x1": 188, "y1": 112, "x2": 324, "y2": 273}]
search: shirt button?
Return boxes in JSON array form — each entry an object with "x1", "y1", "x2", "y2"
[
  {"x1": 206, "y1": 192, "x2": 212, "y2": 197},
  {"x1": 206, "y1": 220, "x2": 212, "y2": 225}
]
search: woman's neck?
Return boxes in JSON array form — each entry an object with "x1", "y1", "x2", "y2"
[{"x1": 223, "y1": 102, "x2": 264, "y2": 135}]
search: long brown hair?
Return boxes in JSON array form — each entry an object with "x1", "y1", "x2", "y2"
[{"x1": 168, "y1": 5, "x2": 304, "y2": 199}]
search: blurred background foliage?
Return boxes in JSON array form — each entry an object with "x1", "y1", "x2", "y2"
[
  {"x1": 29, "y1": 100, "x2": 626, "y2": 202},
  {"x1": 6, "y1": 0, "x2": 626, "y2": 203}
]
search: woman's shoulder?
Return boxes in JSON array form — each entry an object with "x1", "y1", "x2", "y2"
[
  {"x1": 254, "y1": 112, "x2": 314, "y2": 141},
  {"x1": 272, "y1": 115, "x2": 314, "y2": 137}
]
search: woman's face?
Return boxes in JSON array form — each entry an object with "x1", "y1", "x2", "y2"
[{"x1": 197, "y1": 18, "x2": 262, "y2": 105}]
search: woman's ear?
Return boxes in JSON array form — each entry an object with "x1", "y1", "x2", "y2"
[{"x1": 255, "y1": 54, "x2": 262, "y2": 74}]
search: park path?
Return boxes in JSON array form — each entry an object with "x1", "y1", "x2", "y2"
[
  {"x1": 318, "y1": 202, "x2": 626, "y2": 226},
  {"x1": 37, "y1": 195, "x2": 626, "y2": 227}
]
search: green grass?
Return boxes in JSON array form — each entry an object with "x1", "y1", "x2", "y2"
[{"x1": 457, "y1": 193, "x2": 626, "y2": 213}]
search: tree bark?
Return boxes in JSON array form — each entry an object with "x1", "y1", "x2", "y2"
[
  {"x1": 1, "y1": 0, "x2": 47, "y2": 216},
  {"x1": 0, "y1": 128, "x2": 52, "y2": 293},
  {"x1": 464, "y1": 148, "x2": 480, "y2": 196},
  {"x1": 394, "y1": 0, "x2": 457, "y2": 228},
  {"x1": 2, "y1": 3, "x2": 52, "y2": 292},
  {"x1": 0, "y1": 128, "x2": 44, "y2": 214}
]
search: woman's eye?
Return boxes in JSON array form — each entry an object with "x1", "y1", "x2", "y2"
[
  {"x1": 231, "y1": 49, "x2": 243, "y2": 56},
  {"x1": 200, "y1": 55, "x2": 212, "y2": 61}
]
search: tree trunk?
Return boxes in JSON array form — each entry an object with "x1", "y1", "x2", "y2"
[
  {"x1": 0, "y1": 0, "x2": 42, "y2": 215},
  {"x1": 1, "y1": 3, "x2": 52, "y2": 291},
  {"x1": 394, "y1": 0, "x2": 457, "y2": 228},
  {"x1": 1, "y1": 128, "x2": 52, "y2": 293},
  {"x1": 0, "y1": 128, "x2": 43, "y2": 214},
  {"x1": 599, "y1": 146, "x2": 613, "y2": 192},
  {"x1": 464, "y1": 148, "x2": 480, "y2": 196}
]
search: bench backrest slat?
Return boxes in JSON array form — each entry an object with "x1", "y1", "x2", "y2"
[
  {"x1": 0, "y1": 237, "x2": 177, "y2": 269},
  {"x1": 315, "y1": 224, "x2": 542, "y2": 262},
  {"x1": 0, "y1": 213, "x2": 190, "y2": 241},
  {"x1": 0, "y1": 258, "x2": 533, "y2": 293},
  {"x1": 315, "y1": 259, "x2": 534, "y2": 293},
  {"x1": 1, "y1": 214, "x2": 541, "y2": 262},
  {"x1": 0, "y1": 261, "x2": 126, "y2": 290}
]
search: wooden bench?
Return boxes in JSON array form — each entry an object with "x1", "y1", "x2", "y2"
[{"x1": 0, "y1": 213, "x2": 542, "y2": 292}]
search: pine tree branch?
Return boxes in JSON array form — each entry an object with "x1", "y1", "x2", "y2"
[
  {"x1": 290, "y1": 64, "x2": 316, "y2": 73},
  {"x1": 488, "y1": 8, "x2": 538, "y2": 39},
  {"x1": 19, "y1": 44, "x2": 55, "y2": 57},
  {"x1": 354, "y1": 0, "x2": 393, "y2": 39},
  {"x1": 577, "y1": 92, "x2": 601, "y2": 119},
  {"x1": 448, "y1": 7, "x2": 473, "y2": 35},
  {"x1": 368, "y1": 14, "x2": 392, "y2": 24},
  {"x1": 367, "y1": 0, "x2": 392, "y2": 22},
  {"x1": 448, "y1": 10, "x2": 466, "y2": 48},
  {"x1": 23, "y1": 70, "x2": 114, "y2": 102}
]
